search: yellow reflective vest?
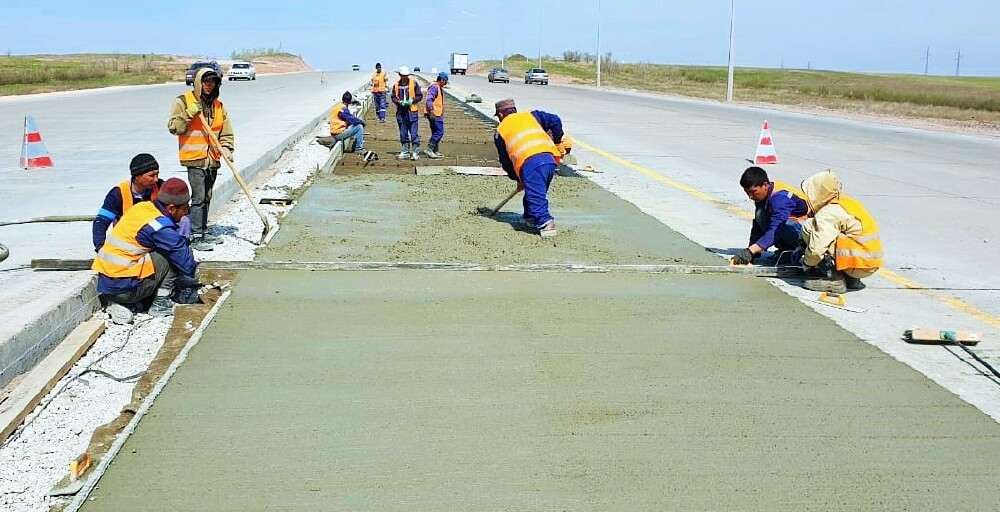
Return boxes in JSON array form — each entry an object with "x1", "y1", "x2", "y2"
[
  {"x1": 329, "y1": 102, "x2": 347, "y2": 135},
  {"x1": 92, "y1": 202, "x2": 166, "y2": 280},
  {"x1": 178, "y1": 91, "x2": 225, "y2": 162},
  {"x1": 429, "y1": 84, "x2": 445, "y2": 116},
  {"x1": 118, "y1": 180, "x2": 158, "y2": 213},
  {"x1": 496, "y1": 112, "x2": 561, "y2": 176},
  {"x1": 392, "y1": 80, "x2": 419, "y2": 112},
  {"x1": 371, "y1": 71, "x2": 387, "y2": 93},
  {"x1": 833, "y1": 195, "x2": 883, "y2": 271}
]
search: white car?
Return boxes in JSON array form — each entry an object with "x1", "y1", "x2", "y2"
[{"x1": 228, "y1": 62, "x2": 256, "y2": 81}]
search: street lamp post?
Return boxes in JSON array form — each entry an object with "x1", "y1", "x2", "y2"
[
  {"x1": 726, "y1": 0, "x2": 735, "y2": 102},
  {"x1": 596, "y1": 0, "x2": 602, "y2": 87}
]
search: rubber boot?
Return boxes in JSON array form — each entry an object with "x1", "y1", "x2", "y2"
[
  {"x1": 191, "y1": 235, "x2": 215, "y2": 252},
  {"x1": 538, "y1": 220, "x2": 558, "y2": 239},
  {"x1": 148, "y1": 289, "x2": 177, "y2": 317},
  {"x1": 397, "y1": 143, "x2": 411, "y2": 160},
  {"x1": 411, "y1": 145, "x2": 420, "y2": 161},
  {"x1": 845, "y1": 275, "x2": 866, "y2": 291}
]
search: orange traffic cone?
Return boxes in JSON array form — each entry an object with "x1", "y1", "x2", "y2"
[
  {"x1": 753, "y1": 120, "x2": 778, "y2": 165},
  {"x1": 20, "y1": 115, "x2": 53, "y2": 169}
]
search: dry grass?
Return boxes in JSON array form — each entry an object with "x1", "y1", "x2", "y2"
[{"x1": 0, "y1": 54, "x2": 177, "y2": 95}]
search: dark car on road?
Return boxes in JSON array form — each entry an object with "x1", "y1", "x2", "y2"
[{"x1": 185, "y1": 61, "x2": 224, "y2": 85}]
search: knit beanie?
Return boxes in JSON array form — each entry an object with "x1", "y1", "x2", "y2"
[
  {"x1": 129, "y1": 153, "x2": 159, "y2": 177},
  {"x1": 494, "y1": 98, "x2": 516, "y2": 117},
  {"x1": 158, "y1": 178, "x2": 191, "y2": 206}
]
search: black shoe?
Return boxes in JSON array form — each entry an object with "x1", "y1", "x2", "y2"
[{"x1": 845, "y1": 276, "x2": 866, "y2": 291}]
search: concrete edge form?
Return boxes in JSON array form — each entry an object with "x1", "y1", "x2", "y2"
[{"x1": 66, "y1": 289, "x2": 234, "y2": 512}]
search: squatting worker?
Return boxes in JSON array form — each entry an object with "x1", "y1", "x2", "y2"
[
  {"x1": 371, "y1": 62, "x2": 388, "y2": 123},
  {"x1": 92, "y1": 153, "x2": 193, "y2": 251},
  {"x1": 329, "y1": 91, "x2": 366, "y2": 153},
  {"x1": 731, "y1": 166, "x2": 809, "y2": 265},
  {"x1": 167, "y1": 67, "x2": 234, "y2": 252},
  {"x1": 92, "y1": 178, "x2": 202, "y2": 322},
  {"x1": 799, "y1": 169, "x2": 883, "y2": 293},
  {"x1": 493, "y1": 98, "x2": 565, "y2": 238},
  {"x1": 391, "y1": 66, "x2": 423, "y2": 161},
  {"x1": 423, "y1": 72, "x2": 449, "y2": 159}
]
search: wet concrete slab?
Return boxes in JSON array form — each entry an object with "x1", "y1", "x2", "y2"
[{"x1": 80, "y1": 270, "x2": 1000, "y2": 511}]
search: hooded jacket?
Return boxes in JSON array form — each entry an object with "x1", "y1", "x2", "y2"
[
  {"x1": 167, "y1": 68, "x2": 235, "y2": 169},
  {"x1": 800, "y1": 170, "x2": 877, "y2": 278}
]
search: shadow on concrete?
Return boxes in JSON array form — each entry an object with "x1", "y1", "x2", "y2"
[{"x1": 473, "y1": 208, "x2": 533, "y2": 233}]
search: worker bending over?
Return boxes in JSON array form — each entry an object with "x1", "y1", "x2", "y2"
[
  {"x1": 392, "y1": 66, "x2": 423, "y2": 160},
  {"x1": 329, "y1": 91, "x2": 366, "y2": 152},
  {"x1": 493, "y1": 98, "x2": 565, "y2": 238},
  {"x1": 167, "y1": 68, "x2": 234, "y2": 252},
  {"x1": 92, "y1": 178, "x2": 202, "y2": 323},
  {"x1": 93, "y1": 153, "x2": 191, "y2": 251},
  {"x1": 370, "y1": 62, "x2": 388, "y2": 123},
  {"x1": 423, "y1": 72, "x2": 449, "y2": 159},
  {"x1": 731, "y1": 166, "x2": 809, "y2": 265},
  {"x1": 800, "y1": 169, "x2": 883, "y2": 293}
]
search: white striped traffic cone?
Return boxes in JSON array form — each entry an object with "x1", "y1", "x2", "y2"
[
  {"x1": 753, "y1": 120, "x2": 778, "y2": 165},
  {"x1": 20, "y1": 115, "x2": 54, "y2": 170}
]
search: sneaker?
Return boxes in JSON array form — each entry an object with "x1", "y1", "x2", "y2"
[
  {"x1": 106, "y1": 302, "x2": 135, "y2": 325},
  {"x1": 148, "y1": 296, "x2": 177, "y2": 317},
  {"x1": 396, "y1": 151, "x2": 411, "y2": 160},
  {"x1": 191, "y1": 237, "x2": 215, "y2": 252},
  {"x1": 425, "y1": 149, "x2": 443, "y2": 159},
  {"x1": 845, "y1": 276, "x2": 866, "y2": 291},
  {"x1": 538, "y1": 220, "x2": 558, "y2": 239},
  {"x1": 411, "y1": 150, "x2": 420, "y2": 161},
  {"x1": 803, "y1": 274, "x2": 847, "y2": 294}
]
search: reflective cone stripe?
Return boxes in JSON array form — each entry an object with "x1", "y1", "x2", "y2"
[
  {"x1": 754, "y1": 120, "x2": 778, "y2": 165},
  {"x1": 21, "y1": 116, "x2": 53, "y2": 169}
]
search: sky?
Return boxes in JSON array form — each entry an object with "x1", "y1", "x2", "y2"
[{"x1": 2, "y1": 0, "x2": 999, "y2": 76}]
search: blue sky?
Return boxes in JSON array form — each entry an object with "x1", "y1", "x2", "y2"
[{"x1": 2, "y1": 0, "x2": 998, "y2": 76}]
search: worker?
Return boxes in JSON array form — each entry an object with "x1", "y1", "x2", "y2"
[
  {"x1": 493, "y1": 98, "x2": 565, "y2": 238},
  {"x1": 391, "y1": 66, "x2": 423, "y2": 161},
  {"x1": 371, "y1": 62, "x2": 388, "y2": 123},
  {"x1": 731, "y1": 166, "x2": 809, "y2": 265},
  {"x1": 329, "y1": 91, "x2": 366, "y2": 152},
  {"x1": 423, "y1": 72, "x2": 449, "y2": 159},
  {"x1": 167, "y1": 67, "x2": 234, "y2": 252},
  {"x1": 799, "y1": 169, "x2": 883, "y2": 292},
  {"x1": 92, "y1": 178, "x2": 202, "y2": 323}
]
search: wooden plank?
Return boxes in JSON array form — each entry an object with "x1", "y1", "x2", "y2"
[
  {"x1": 0, "y1": 317, "x2": 105, "y2": 443},
  {"x1": 414, "y1": 166, "x2": 506, "y2": 176}
]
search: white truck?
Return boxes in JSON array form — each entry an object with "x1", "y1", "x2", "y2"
[{"x1": 450, "y1": 53, "x2": 468, "y2": 75}]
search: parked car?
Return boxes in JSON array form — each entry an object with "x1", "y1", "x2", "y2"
[
  {"x1": 185, "y1": 61, "x2": 224, "y2": 85},
  {"x1": 227, "y1": 62, "x2": 256, "y2": 81},
  {"x1": 524, "y1": 68, "x2": 548, "y2": 85},
  {"x1": 351, "y1": 64, "x2": 360, "y2": 71},
  {"x1": 487, "y1": 68, "x2": 510, "y2": 83}
]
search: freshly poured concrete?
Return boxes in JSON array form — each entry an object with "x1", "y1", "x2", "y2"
[
  {"x1": 81, "y1": 270, "x2": 1000, "y2": 511},
  {"x1": 263, "y1": 173, "x2": 719, "y2": 265}
]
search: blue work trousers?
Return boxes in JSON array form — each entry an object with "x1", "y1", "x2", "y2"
[
  {"x1": 521, "y1": 162, "x2": 557, "y2": 228},
  {"x1": 335, "y1": 124, "x2": 365, "y2": 151},
  {"x1": 396, "y1": 111, "x2": 420, "y2": 148},
  {"x1": 373, "y1": 92, "x2": 387, "y2": 121},
  {"x1": 773, "y1": 219, "x2": 804, "y2": 251},
  {"x1": 427, "y1": 116, "x2": 445, "y2": 147}
]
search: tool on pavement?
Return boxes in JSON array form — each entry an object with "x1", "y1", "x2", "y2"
[
  {"x1": 0, "y1": 215, "x2": 96, "y2": 262},
  {"x1": 490, "y1": 188, "x2": 521, "y2": 217},
  {"x1": 807, "y1": 291, "x2": 866, "y2": 313},
  {"x1": 197, "y1": 112, "x2": 271, "y2": 244},
  {"x1": 904, "y1": 328, "x2": 981, "y2": 346}
]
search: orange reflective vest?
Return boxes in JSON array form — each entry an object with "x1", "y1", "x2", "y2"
[
  {"x1": 392, "y1": 80, "x2": 419, "y2": 112},
  {"x1": 771, "y1": 180, "x2": 808, "y2": 221},
  {"x1": 92, "y1": 202, "x2": 166, "y2": 280},
  {"x1": 833, "y1": 195, "x2": 883, "y2": 271},
  {"x1": 496, "y1": 112, "x2": 562, "y2": 177},
  {"x1": 118, "y1": 180, "x2": 159, "y2": 213},
  {"x1": 329, "y1": 102, "x2": 347, "y2": 135},
  {"x1": 429, "y1": 84, "x2": 445, "y2": 116},
  {"x1": 178, "y1": 91, "x2": 225, "y2": 162},
  {"x1": 371, "y1": 71, "x2": 387, "y2": 93}
]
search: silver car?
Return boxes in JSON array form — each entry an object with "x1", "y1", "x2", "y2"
[
  {"x1": 524, "y1": 68, "x2": 548, "y2": 85},
  {"x1": 488, "y1": 68, "x2": 510, "y2": 83},
  {"x1": 227, "y1": 62, "x2": 256, "y2": 81}
]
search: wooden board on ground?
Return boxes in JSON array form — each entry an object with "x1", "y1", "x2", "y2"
[
  {"x1": 0, "y1": 317, "x2": 105, "y2": 443},
  {"x1": 415, "y1": 166, "x2": 507, "y2": 176}
]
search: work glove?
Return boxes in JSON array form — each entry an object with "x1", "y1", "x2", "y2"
[
  {"x1": 185, "y1": 101, "x2": 202, "y2": 117},
  {"x1": 731, "y1": 248, "x2": 754, "y2": 265}
]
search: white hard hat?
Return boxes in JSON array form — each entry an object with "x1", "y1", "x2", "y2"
[{"x1": 398, "y1": 65, "x2": 411, "y2": 76}]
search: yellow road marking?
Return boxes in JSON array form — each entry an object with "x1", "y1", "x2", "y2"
[{"x1": 576, "y1": 139, "x2": 1000, "y2": 331}]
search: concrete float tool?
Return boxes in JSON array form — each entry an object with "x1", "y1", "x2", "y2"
[
  {"x1": 0, "y1": 215, "x2": 96, "y2": 262},
  {"x1": 197, "y1": 112, "x2": 271, "y2": 244},
  {"x1": 905, "y1": 328, "x2": 1000, "y2": 381}
]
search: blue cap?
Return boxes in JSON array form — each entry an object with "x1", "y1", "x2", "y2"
[{"x1": 437, "y1": 72, "x2": 449, "y2": 82}]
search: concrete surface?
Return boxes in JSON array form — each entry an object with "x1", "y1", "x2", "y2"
[
  {"x1": 0, "y1": 72, "x2": 366, "y2": 388},
  {"x1": 443, "y1": 75, "x2": 1000, "y2": 420},
  {"x1": 78, "y1": 270, "x2": 1000, "y2": 511}
]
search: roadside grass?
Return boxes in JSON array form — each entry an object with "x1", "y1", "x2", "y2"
[
  {"x1": 0, "y1": 55, "x2": 174, "y2": 96},
  {"x1": 475, "y1": 58, "x2": 1000, "y2": 127}
]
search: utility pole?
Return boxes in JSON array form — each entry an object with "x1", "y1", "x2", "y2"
[
  {"x1": 596, "y1": 0, "x2": 602, "y2": 87},
  {"x1": 923, "y1": 46, "x2": 930, "y2": 75},
  {"x1": 955, "y1": 49, "x2": 961, "y2": 76},
  {"x1": 726, "y1": 0, "x2": 735, "y2": 102}
]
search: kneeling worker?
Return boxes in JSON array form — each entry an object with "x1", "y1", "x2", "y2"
[
  {"x1": 329, "y1": 91, "x2": 366, "y2": 152},
  {"x1": 92, "y1": 178, "x2": 201, "y2": 322},
  {"x1": 800, "y1": 169, "x2": 883, "y2": 293},
  {"x1": 493, "y1": 98, "x2": 565, "y2": 238},
  {"x1": 731, "y1": 166, "x2": 809, "y2": 265}
]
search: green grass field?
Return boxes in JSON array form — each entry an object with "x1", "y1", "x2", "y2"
[
  {"x1": 0, "y1": 55, "x2": 175, "y2": 96},
  {"x1": 476, "y1": 56, "x2": 1000, "y2": 127}
]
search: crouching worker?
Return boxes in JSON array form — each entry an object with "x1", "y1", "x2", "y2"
[
  {"x1": 800, "y1": 169, "x2": 883, "y2": 293},
  {"x1": 731, "y1": 166, "x2": 808, "y2": 265},
  {"x1": 92, "y1": 178, "x2": 202, "y2": 323},
  {"x1": 329, "y1": 91, "x2": 366, "y2": 152}
]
